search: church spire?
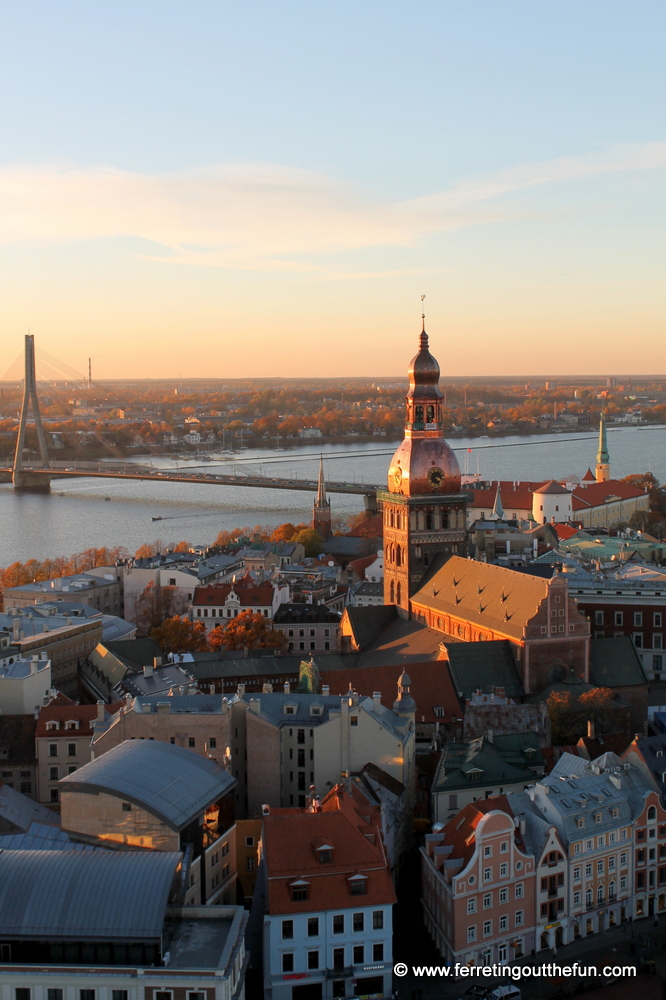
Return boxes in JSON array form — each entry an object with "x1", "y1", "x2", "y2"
[
  {"x1": 312, "y1": 454, "x2": 332, "y2": 538},
  {"x1": 595, "y1": 415, "x2": 610, "y2": 483},
  {"x1": 490, "y1": 484, "x2": 504, "y2": 521}
]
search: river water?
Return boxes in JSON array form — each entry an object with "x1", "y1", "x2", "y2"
[{"x1": 1, "y1": 424, "x2": 665, "y2": 565}]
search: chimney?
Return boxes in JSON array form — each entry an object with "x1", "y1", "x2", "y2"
[
  {"x1": 321, "y1": 684, "x2": 330, "y2": 696},
  {"x1": 143, "y1": 662, "x2": 154, "y2": 678},
  {"x1": 262, "y1": 682, "x2": 273, "y2": 693},
  {"x1": 96, "y1": 699, "x2": 105, "y2": 723},
  {"x1": 153, "y1": 656, "x2": 162, "y2": 668},
  {"x1": 237, "y1": 682, "x2": 246, "y2": 697},
  {"x1": 284, "y1": 681, "x2": 290, "y2": 695},
  {"x1": 209, "y1": 684, "x2": 215, "y2": 695},
  {"x1": 372, "y1": 691, "x2": 382, "y2": 711},
  {"x1": 262, "y1": 803, "x2": 270, "y2": 816},
  {"x1": 487, "y1": 728, "x2": 494, "y2": 743},
  {"x1": 587, "y1": 719, "x2": 595, "y2": 738},
  {"x1": 156, "y1": 702, "x2": 171, "y2": 714}
]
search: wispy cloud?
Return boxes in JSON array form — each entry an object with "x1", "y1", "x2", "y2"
[{"x1": 0, "y1": 143, "x2": 664, "y2": 274}]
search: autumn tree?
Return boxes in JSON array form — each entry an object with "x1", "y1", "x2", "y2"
[
  {"x1": 578, "y1": 688, "x2": 625, "y2": 735},
  {"x1": 271, "y1": 523, "x2": 298, "y2": 542},
  {"x1": 134, "y1": 582, "x2": 189, "y2": 637},
  {"x1": 150, "y1": 616, "x2": 208, "y2": 653},
  {"x1": 208, "y1": 611, "x2": 287, "y2": 652},
  {"x1": 291, "y1": 528, "x2": 324, "y2": 557},
  {"x1": 546, "y1": 691, "x2": 576, "y2": 744}
]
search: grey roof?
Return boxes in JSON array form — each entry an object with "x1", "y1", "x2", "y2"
[
  {"x1": 121, "y1": 663, "x2": 195, "y2": 697},
  {"x1": 130, "y1": 693, "x2": 230, "y2": 714},
  {"x1": 344, "y1": 605, "x2": 396, "y2": 648},
  {"x1": 0, "y1": 821, "x2": 96, "y2": 852},
  {"x1": 445, "y1": 641, "x2": 525, "y2": 701},
  {"x1": 242, "y1": 691, "x2": 408, "y2": 738},
  {"x1": 59, "y1": 740, "x2": 235, "y2": 830},
  {"x1": 507, "y1": 790, "x2": 554, "y2": 859},
  {"x1": 188, "y1": 653, "x2": 304, "y2": 681},
  {"x1": 273, "y1": 604, "x2": 341, "y2": 624},
  {"x1": 0, "y1": 782, "x2": 61, "y2": 832},
  {"x1": 101, "y1": 614, "x2": 136, "y2": 642},
  {"x1": 102, "y1": 638, "x2": 164, "y2": 669},
  {"x1": 590, "y1": 637, "x2": 648, "y2": 688},
  {"x1": 0, "y1": 849, "x2": 180, "y2": 939}
]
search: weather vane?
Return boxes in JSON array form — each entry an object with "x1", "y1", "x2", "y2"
[{"x1": 421, "y1": 294, "x2": 426, "y2": 331}]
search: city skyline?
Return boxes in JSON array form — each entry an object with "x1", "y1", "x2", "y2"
[{"x1": 0, "y1": 2, "x2": 664, "y2": 378}]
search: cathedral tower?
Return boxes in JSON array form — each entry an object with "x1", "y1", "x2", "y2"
[
  {"x1": 595, "y1": 416, "x2": 610, "y2": 483},
  {"x1": 312, "y1": 455, "x2": 332, "y2": 538},
  {"x1": 379, "y1": 318, "x2": 468, "y2": 616}
]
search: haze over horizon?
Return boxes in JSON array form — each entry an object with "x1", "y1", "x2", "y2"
[{"x1": 0, "y1": 2, "x2": 664, "y2": 379}]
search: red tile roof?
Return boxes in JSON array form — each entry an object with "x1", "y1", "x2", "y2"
[
  {"x1": 321, "y1": 661, "x2": 461, "y2": 724},
  {"x1": 35, "y1": 701, "x2": 124, "y2": 739},
  {"x1": 431, "y1": 795, "x2": 519, "y2": 874},
  {"x1": 262, "y1": 785, "x2": 396, "y2": 915},
  {"x1": 193, "y1": 582, "x2": 275, "y2": 607},
  {"x1": 348, "y1": 554, "x2": 377, "y2": 580},
  {"x1": 553, "y1": 524, "x2": 579, "y2": 541},
  {"x1": 469, "y1": 489, "x2": 535, "y2": 512}
]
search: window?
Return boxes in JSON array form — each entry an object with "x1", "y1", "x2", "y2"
[
  {"x1": 49, "y1": 766, "x2": 58, "y2": 780},
  {"x1": 499, "y1": 888, "x2": 508, "y2": 903},
  {"x1": 483, "y1": 920, "x2": 492, "y2": 937},
  {"x1": 515, "y1": 883, "x2": 523, "y2": 899},
  {"x1": 574, "y1": 844, "x2": 581, "y2": 855},
  {"x1": 50, "y1": 789, "x2": 58, "y2": 803},
  {"x1": 67, "y1": 765, "x2": 77, "y2": 775},
  {"x1": 112, "y1": 994, "x2": 128, "y2": 1000},
  {"x1": 609, "y1": 856, "x2": 616, "y2": 871},
  {"x1": 307, "y1": 950, "x2": 319, "y2": 970},
  {"x1": 483, "y1": 845, "x2": 492, "y2": 857},
  {"x1": 373, "y1": 942, "x2": 384, "y2": 961},
  {"x1": 499, "y1": 863, "x2": 507, "y2": 877},
  {"x1": 21, "y1": 781, "x2": 31, "y2": 793},
  {"x1": 615, "y1": 611, "x2": 623, "y2": 626},
  {"x1": 350, "y1": 878, "x2": 367, "y2": 896},
  {"x1": 595, "y1": 611, "x2": 604, "y2": 626},
  {"x1": 597, "y1": 860, "x2": 604, "y2": 874},
  {"x1": 573, "y1": 867, "x2": 581, "y2": 881},
  {"x1": 483, "y1": 893, "x2": 492, "y2": 909},
  {"x1": 188, "y1": 737, "x2": 196, "y2": 748},
  {"x1": 209, "y1": 737, "x2": 217, "y2": 749},
  {"x1": 282, "y1": 953, "x2": 294, "y2": 973},
  {"x1": 67, "y1": 743, "x2": 76, "y2": 757},
  {"x1": 47, "y1": 993, "x2": 63, "y2": 1000},
  {"x1": 655, "y1": 613, "x2": 663, "y2": 627},
  {"x1": 245, "y1": 836, "x2": 254, "y2": 847},
  {"x1": 586, "y1": 839, "x2": 593, "y2": 851},
  {"x1": 353, "y1": 944, "x2": 364, "y2": 964},
  {"x1": 373, "y1": 910, "x2": 384, "y2": 929},
  {"x1": 49, "y1": 744, "x2": 57, "y2": 757},
  {"x1": 467, "y1": 898, "x2": 476, "y2": 914},
  {"x1": 585, "y1": 863, "x2": 592, "y2": 877},
  {"x1": 350, "y1": 716, "x2": 358, "y2": 727},
  {"x1": 292, "y1": 886, "x2": 308, "y2": 901},
  {"x1": 634, "y1": 633, "x2": 643, "y2": 648},
  {"x1": 80, "y1": 993, "x2": 95, "y2": 1000},
  {"x1": 621, "y1": 852, "x2": 627, "y2": 865},
  {"x1": 483, "y1": 867, "x2": 492, "y2": 881},
  {"x1": 353, "y1": 912, "x2": 364, "y2": 932},
  {"x1": 467, "y1": 926, "x2": 477, "y2": 943},
  {"x1": 122, "y1": 802, "x2": 132, "y2": 812},
  {"x1": 634, "y1": 612, "x2": 643, "y2": 626},
  {"x1": 246, "y1": 857, "x2": 255, "y2": 872},
  {"x1": 500, "y1": 841, "x2": 508, "y2": 853},
  {"x1": 499, "y1": 914, "x2": 508, "y2": 931},
  {"x1": 515, "y1": 910, "x2": 524, "y2": 927},
  {"x1": 573, "y1": 890, "x2": 581, "y2": 907},
  {"x1": 333, "y1": 948, "x2": 345, "y2": 971},
  {"x1": 16, "y1": 992, "x2": 31, "y2": 1000}
]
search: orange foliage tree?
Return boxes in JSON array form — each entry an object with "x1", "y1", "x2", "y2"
[
  {"x1": 208, "y1": 611, "x2": 287, "y2": 652},
  {"x1": 150, "y1": 616, "x2": 208, "y2": 653}
]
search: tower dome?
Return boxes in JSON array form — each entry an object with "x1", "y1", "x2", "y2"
[{"x1": 387, "y1": 327, "x2": 460, "y2": 496}]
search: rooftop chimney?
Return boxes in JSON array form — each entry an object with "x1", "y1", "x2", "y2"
[
  {"x1": 237, "y1": 683, "x2": 246, "y2": 697},
  {"x1": 153, "y1": 656, "x2": 162, "y2": 668},
  {"x1": 284, "y1": 681, "x2": 290, "y2": 695},
  {"x1": 262, "y1": 682, "x2": 273, "y2": 693},
  {"x1": 143, "y1": 662, "x2": 154, "y2": 678},
  {"x1": 372, "y1": 691, "x2": 382, "y2": 710},
  {"x1": 587, "y1": 719, "x2": 595, "y2": 738},
  {"x1": 321, "y1": 684, "x2": 330, "y2": 696},
  {"x1": 96, "y1": 699, "x2": 105, "y2": 723}
]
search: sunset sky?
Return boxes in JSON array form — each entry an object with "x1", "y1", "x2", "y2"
[{"x1": 0, "y1": 2, "x2": 664, "y2": 378}]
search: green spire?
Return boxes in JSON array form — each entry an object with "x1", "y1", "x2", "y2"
[
  {"x1": 596, "y1": 416, "x2": 609, "y2": 464},
  {"x1": 491, "y1": 484, "x2": 504, "y2": 520}
]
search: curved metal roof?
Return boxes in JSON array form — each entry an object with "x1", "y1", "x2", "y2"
[
  {"x1": 59, "y1": 739, "x2": 235, "y2": 830},
  {"x1": 0, "y1": 849, "x2": 180, "y2": 939}
]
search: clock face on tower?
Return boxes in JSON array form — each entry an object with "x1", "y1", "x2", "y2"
[
  {"x1": 427, "y1": 466, "x2": 445, "y2": 489},
  {"x1": 393, "y1": 466, "x2": 403, "y2": 488}
]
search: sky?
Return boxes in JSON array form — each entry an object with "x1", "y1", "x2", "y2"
[{"x1": 0, "y1": 2, "x2": 664, "y2": 379}]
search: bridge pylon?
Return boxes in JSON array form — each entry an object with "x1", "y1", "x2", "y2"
[{"x1": 13, "y1": 334, "x2": 51, "y2": 491}]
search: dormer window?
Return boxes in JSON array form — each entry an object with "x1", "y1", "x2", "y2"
[
  {"x1": 284, "y1": 705, "x2": 296, "y2": 716},
  {"x1": 348, "y1": 874, "x2": 368, "y2": 896},
  {"x1": 316, "y1": 843, "x2": 334, "y2": 864},
  {"x1": 310, "y1": 706, "x2": 323, "y2": 717},
  {"x1": 290, "y1": 879, "x2": 310, "y2": 901},
  {"x1": 65, "y1": 720, "x2": 79, "y2": 730},
  {"x1": 46, "y1": 721, "x2": 59, "y2": 731}
]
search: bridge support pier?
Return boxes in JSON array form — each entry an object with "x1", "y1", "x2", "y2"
[
  {"x1": 363, "y1": 492, "x2": 378, "y2": 515},
  {"x1": 12, "y1": 471, "x2": 51, "y2": 492}
]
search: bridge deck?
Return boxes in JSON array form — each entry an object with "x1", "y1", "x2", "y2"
[{"x1": 1, "y1": 466, "x2": 382, "y2": 496}]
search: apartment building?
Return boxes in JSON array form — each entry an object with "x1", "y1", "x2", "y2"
[
  {"x1": 3, "y1": 571, "x2": 122, "y2": 615},
  {"x1": 0, "y1": 655, "x2": 51, "y2": 714},
  {"x1": 260, "y1": 785, "x2": 396, "y2": 1000},
  {"x1": 422, "y1": 797, "x2": 537, "y2": 967},
  {"x1": 191, "y1": 576, "x2": 290, "y2": 632},
  {"x1": 272, "y1": 603, "x2": 341, "y2": 652}
]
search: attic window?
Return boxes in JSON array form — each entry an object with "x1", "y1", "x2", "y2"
[
  {"x1": 317, "y1": 848, "x2": 333, "y2": 864},
  {"x1": 290, "y1": 879, "x2": 310, "y2": 901},
  {"x1": 284, "y1": 705, "x2": 296, "y2": 716},
  {"x1": 433, "y1": 707, "x2": 445, "y2": 718},
  {"x1": 66, "y1": 721, "x2": 79, "y2": 730},
  {"x1": 310, "y1": 706, "x2": 323, "y2": 717},
  {"x1": 46, "y1": 721, "x2": 59, "y2": 731},
  {"x1": 348, "y1": 874, "x2": 368, "y2": 896},
  {"x1": 658, "y1": 751, "x2": 663, "y2": 758}
]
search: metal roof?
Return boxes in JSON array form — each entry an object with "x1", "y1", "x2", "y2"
[
  {"x1": 0, "y1": 849, "x2": 180, "y2": 939},
  {"x1": 0, "y1": 782, "x2": 61, "y2": 832},
  {"x1": 0, "y1": 821, "x2": 96, "y2": 852},
  {"x1": 59, "y1": 739, "x2": 235, "y2": 830}
]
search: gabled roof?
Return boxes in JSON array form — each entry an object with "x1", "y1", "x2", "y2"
[
  {"x1": 432, "y1": 735, "x2": 543, "y2": 794},
  {"x1": 262, "y1": 785, "x2": 395, "y2": 915},
  {"x1": 342, "y1": 605, "x2": 397, "y2": 649},
  {"x1": 321, "y1": 660, "x2": 461, "y2": 724},
  {"x1": 582, "y1": 468, "x2": 596, "y2": 482},
  {"x1": 59, "y1": 740, "x2": 235, "y2": 830},
  {"x1": 193, "y1": 581, "x2": 275, "y2": 606},
  {"x1": 427, "y1": 796, "x2": 519, "y2": 873},
  {"x1": 411, "y1": 555, "x2": 554, "y2": 642},
  {"x1": 444, "y1": 641, "x2": 524, "y2": 701},
  {"x1": 35, "y1": 701, "x2": 124, "y2": 739},
  {"x1": 589, "y1": 637, "x2": 648, "y2": 688},
  {"x1": 534, "y1": 480, "x2": 570, "y2": 495},
  {"x1": 101, "y1": 638, "x2": 164, "y2": 670},
  {"x1": 0, "y1": 849, "x2": 181, "y2": 939}
]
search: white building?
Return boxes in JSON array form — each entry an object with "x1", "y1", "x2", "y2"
[
  {"x1": 260, "y1": 785, "x2": 396, "y2": 1000},
  {"x1": 532, "y1": 480, "x2": 573, "y2": 524},
  {"x1": 0, "y1": 655, "x2": 52, "y2": 714}
]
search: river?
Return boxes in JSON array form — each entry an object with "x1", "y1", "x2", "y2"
[{"x1": 1, "y1": 424, "x2": 665, "y2": 565}]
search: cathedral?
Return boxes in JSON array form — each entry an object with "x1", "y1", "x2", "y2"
[{"x1": 379, "y1": 321, "x2": 469, "y2": 617}]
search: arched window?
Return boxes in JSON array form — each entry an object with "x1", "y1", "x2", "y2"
[
  {"x1": 648, "y1": 805, "x2": 657, "y2": 821},
  {"x1": 396, "y1": 546, "x2": 401, "y2": 567},
  {"x1": 396, "y1": 512, "x2": 401, "y2": 530},
  {"x1": 426, "y1": 404, "x2": 435, "y2": 422},
  {"x1": 425, "y1": 513, "x2": 432, "y2": 530},
  {"x1": 390, "y1": 510, "x2": 394, "y2": 527},
  {"x1": 390, "y1": 580, "x2": 395, "y2": 603},
  {"x1": 415, "y1": 405, "x2": 424, "y2": 423},
  {"x1": 396, "y1": 583, "x2": 401, "y2": 604},
  {"x1": 424, "y1": 552, "x2": 429, "y2": 566}
]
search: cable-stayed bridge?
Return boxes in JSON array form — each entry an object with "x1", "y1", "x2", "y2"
[{"x1": 0, "y1": 336, "x2": 381, "y2": 510}]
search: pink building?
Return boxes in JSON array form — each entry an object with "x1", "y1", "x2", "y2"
[{"x1": 421, "y1": 797, "x2": 536, "y2": 968}]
